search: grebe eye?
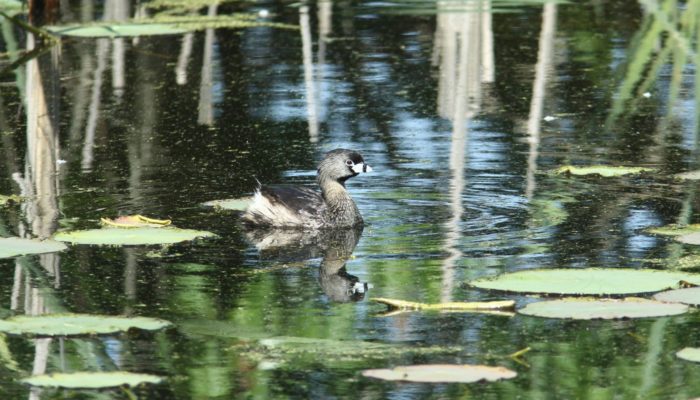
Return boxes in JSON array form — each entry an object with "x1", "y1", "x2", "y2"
[{"x1": 346, "y1": 160, "x2": 354, "y2": 166}]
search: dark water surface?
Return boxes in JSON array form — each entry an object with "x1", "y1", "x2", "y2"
[{"x1": 2, "y1": 0, "x2": 700, "y2": 398}]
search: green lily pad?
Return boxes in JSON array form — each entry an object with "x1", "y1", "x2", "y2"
[
  {"x1": 21, "y1": 372, "x2": 163, "y2": 388},
  {"x1": 677, "y1": 347, "x2": 700, "y2": 362},
  {"x1": 653, "y1": 287, "x2": 700, "y2": 306},
  {"x1": 676, "y1": 233, "x2": 700, "y2": 245},
  {"x1": 0, "y1": 237, "x2": 67, "y2": 259},
  {"x1": 361, "y1": 364, "x2": 517, "y2": 383},
  {"x1": 201, "y1": 197, "x2": 252, "y2": 211},
  {"x1": 0, "y1": 194, "x2": 21, "y2": 206},
  {"x1": 0, "y1": 314, "x2": 171, "y2": 336},
  {"x1": 675, "y1": 170, "x2": 700, "y2": 180},
  {"x1": 469, "y1": 268, "x2": 700, "y2": 296},
  {"x1": 46, "y1": 23, "x2": 187, "y2": 37},
  {"x1": 646, "y1": 224, "x2": 700, "y2": 236},
  {"x1": 552, "y1": 165, "x2": 655, "y2": 177},
  {"x1": 518, "y1": 297, "x2": 688, "y2": 320},
  {"x1": 53, "y1": 227, "x2": 216, "y2": 246},
  {"x1": 46, "y1": 15, "x2": 296, "y2": 38}
]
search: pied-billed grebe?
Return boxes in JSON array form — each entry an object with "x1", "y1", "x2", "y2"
[{"x1": 242, "y1": 149, "x2": 372, "y2": 229}]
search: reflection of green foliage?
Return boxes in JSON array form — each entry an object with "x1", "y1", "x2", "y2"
[
  {"x1": 529, "y1": 198, "x2": 569, "y2": 227},
  {"x1": 607, "y1": 0, "x2": 700, "y2": 125}
]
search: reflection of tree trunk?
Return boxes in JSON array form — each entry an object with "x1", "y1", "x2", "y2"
[
  {"x1": 435, "y1": 2, "x2": 491, "y2": 302},
  {"x1": 198, "y1": 5, "x2": 218, "y2": 125},
  {"x1": 124, "y1": 249, "x2": 137, "y2": 315},
  {"x1": 300, "y1": 6, "x2": 319, "y2": 142},
  {"x1": 105, "y1": 0, "x2": 130, "y2": 98},
  {"x1": 176, "y1": 32, "x2": 195, "y2": 85},
  {"x1": 25, "y1": 34, "x2": 60, "y2": 240},
  {"x1": 317, "y1": 0, "x2": 332, "y2": 67},
  {"x1": 82, "y1": 38, "x2": 110, "y2": 171},
  {"x1": 525, "y1": 3, "x2": 557, "y2": 201}
]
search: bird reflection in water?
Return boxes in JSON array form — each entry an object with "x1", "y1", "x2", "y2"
[{"x1": 243, "y1": 226, "x2": 368, "y2": 302}]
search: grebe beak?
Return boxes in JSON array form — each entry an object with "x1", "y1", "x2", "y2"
[{"x1": 351, "y1": 163, "x2": 372, "y2": 173}]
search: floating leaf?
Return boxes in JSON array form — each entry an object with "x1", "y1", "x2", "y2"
[
  {"x1": 469, "y1": 268, "x2": 700, "y2": 296},
  {"x1": 0, "y1": 314, "x2": 171, "y2": 336},
  {"x1": 676, "y1": 233, "x2": 700, "y2": 245},
  {"x1": 675, "y1": 170, "x2": 700, "y2": 180},
  {"x1": 0, "y1": 237, "x2": 67, "y2": 259},
  {"x1": 46, "y1": 23, "x2": 188, "y2": 37},
  {"x1": 22, "y1": 372, "x2": 163, "y2": 388},
  {"x1": 518, "y1": 297, "x2": 688, "y2": 320},
  {"x1": 100, "y1": 215, "x2": 172, "y2": 228},
  {"x1": 0, "y1": 194, "x2": 21, "y2": 206},
  {"x1": 371, "y1": 297, "x2": 515, "y2": 311},
  {"x1": 46, "y1": 15, "x2": 296, "y2": 38},
  {"x1": 361, "y1": 364, "x2": 517, "y2": 383},
  {"x1": 653, "y1": 287, "x2": 700, "y2": 306},
  {"x1": 646, "y1": 224, "x2": 700, "y2": 236},
  {"x1": 552, "y1": 165, "x2": 655, "y2": 177},
  {"x1": 53, "y1": 227, "x2": 216, "y2": 246},
  {"x1": 201, "y1": 197, "x2": 253, "y2": 211},
  {"x1": 677, "y1": 347, "x2": 700, "y2": 363}
]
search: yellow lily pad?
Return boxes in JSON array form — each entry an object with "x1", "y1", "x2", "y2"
[{"x1": 100, "y1": 215, "x2": 172, "y2": 228}]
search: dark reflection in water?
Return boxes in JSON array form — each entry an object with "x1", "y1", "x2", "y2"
[
  {"x1": 2, "y1": 0, "x2": 700, "y2": 398},
  {"x1": 246, "y1": 225, "x2": 367, "y2": 302}
]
